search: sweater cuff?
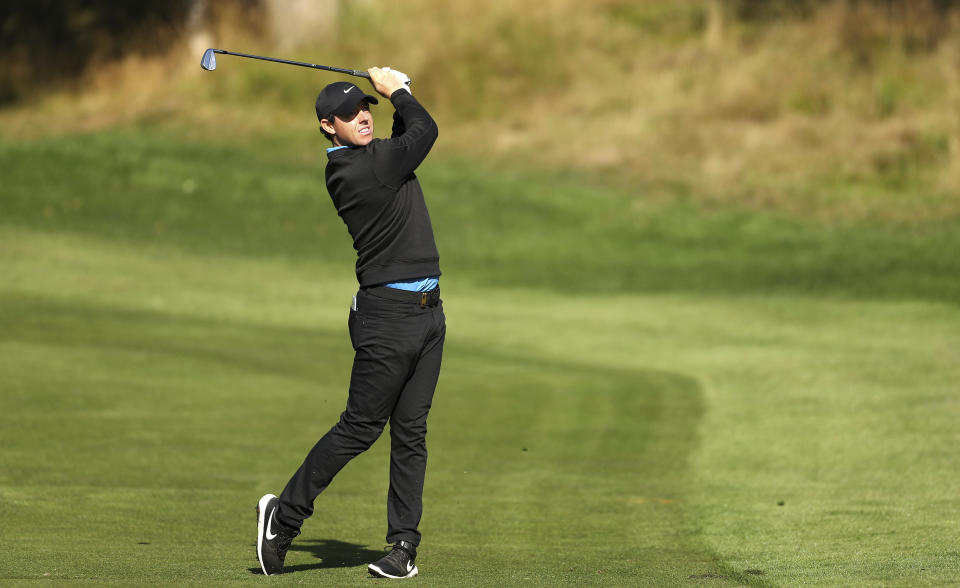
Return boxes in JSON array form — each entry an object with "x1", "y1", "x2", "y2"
[{"x1": 390, "y1": 88, "x2": 413, "y2": 102}]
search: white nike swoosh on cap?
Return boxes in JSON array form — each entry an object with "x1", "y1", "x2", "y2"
[{"x1": 343, "y1": 87, "x2": 353, "y2": 93}]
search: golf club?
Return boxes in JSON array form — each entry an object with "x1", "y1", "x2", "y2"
[{"x1": 201, "y1": 48, "x2": 372, "y2": 80}]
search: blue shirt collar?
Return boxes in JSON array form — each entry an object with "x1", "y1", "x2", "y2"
[{"x1": 326, "y1": 145, "x2": 350, "y2": 153}]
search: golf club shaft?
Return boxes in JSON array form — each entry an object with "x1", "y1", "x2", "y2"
[{"x1": 212, "y1": 49, "x2": 371, "y2": 79}]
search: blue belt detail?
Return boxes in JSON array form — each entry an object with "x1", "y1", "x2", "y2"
[{"x1": 384, "y1": 276, "x2": 439, "y2": 292}]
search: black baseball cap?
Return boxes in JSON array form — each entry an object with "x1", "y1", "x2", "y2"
[{"x1": 315, "y1": 81, "x2": 379, "y2": 124}]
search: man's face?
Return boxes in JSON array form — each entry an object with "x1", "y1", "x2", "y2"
[{"x1": 326, "y1": 102, "x2": 374, "y2": 147}]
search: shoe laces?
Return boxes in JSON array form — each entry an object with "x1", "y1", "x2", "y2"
[{"x1": 383, "y1": 543, "x2": 413, "y2": 565}]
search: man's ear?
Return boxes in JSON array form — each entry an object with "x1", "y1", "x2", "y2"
[{"x1": 320, "y1": 118, "x2": 336, "y2": 136}]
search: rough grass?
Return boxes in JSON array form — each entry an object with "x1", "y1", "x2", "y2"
[
  {"x1": 1, "y1": 0, "x2": 957, "y2": 221},
  {"x1": 2, "y1": 129, "x2": 959, "y2": 303}
]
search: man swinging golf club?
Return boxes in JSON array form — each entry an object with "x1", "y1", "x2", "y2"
[{"x1": 255, "y1": 66, "x2": 444, "y2": 579}]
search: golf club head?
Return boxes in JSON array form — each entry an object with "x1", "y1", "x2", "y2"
[{"x1": 200, "y1": 49, "x2": 217, "y2": 71}]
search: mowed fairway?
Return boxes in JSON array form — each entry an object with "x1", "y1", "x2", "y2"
[{"x1": 1, "y1": 130, "x2": 959, "y2": 586}]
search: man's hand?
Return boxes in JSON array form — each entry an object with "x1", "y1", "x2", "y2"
[
  {"x1": 368, "y1": 67, "x2": 410, "y2": 98},
  {"x1": 382, "y1": 67, "x2": 411, "y2": 87}
]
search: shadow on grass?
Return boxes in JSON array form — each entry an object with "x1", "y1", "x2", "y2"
[
  {"x1": 0, "y1": 292, "x2": 348, "y2": 384},
  {"x1": 248, "y1": 538, "x2": 385, "y2": 574}
]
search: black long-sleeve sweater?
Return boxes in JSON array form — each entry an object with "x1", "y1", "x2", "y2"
[{"x1": 325, "y1": 89, "x2": 441, "y2": 288}]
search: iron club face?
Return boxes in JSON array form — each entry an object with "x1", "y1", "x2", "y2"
[{"x1": 200, "y1": 48, "x2": 217, "y2": 71}]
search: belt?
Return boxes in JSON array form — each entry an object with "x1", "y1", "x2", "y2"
[{"x1": 365, "y1": 286, "x2": 440, "y2": 307}]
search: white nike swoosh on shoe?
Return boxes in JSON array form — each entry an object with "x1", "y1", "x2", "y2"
[
  {"x1": 257, "y1": 493, "x2": 279, "y2": 576},
  {"x1": 368, "y1": 563, "x2": 418, "y2": 579},
  {"x1": 266, "y1": 508, "x2": 277, "y2": 540}
]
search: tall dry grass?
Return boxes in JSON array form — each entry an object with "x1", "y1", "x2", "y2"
[
  {"x1": 1, "y1": 0, "x2": 957, "y2": 221},
  {"x1": 341, "y1": 0, "x2": 958, "y2": 221}
]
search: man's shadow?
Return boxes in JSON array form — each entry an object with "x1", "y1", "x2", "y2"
[{"x1": 249, "y1": 538, "x2": 386, "y2": 574}]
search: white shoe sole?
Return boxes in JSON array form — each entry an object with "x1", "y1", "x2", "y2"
[
  {"x1": 368, "y1": 563, "x2": 419, "y2": 579},
  {"x1": 256, "y1": 493, "x2": 278, "y2": 575}
]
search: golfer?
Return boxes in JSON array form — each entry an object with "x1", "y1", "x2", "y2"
[{"x1": 255, "y1": 67, "x2": 444, "y2": 579}]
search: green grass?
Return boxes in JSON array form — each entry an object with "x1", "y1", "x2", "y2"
[
  {"x1": 3, "y1": 128, "x2": 960, "y2": 303},
  {"x1": 1, "y1": 129, "x2": 959, "y2": 585}
]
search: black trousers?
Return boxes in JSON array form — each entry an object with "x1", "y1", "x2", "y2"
[{"x1": 275, "y1": 288, "x2": 445, "y2": 546}]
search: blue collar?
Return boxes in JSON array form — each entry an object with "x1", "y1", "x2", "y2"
[{"x1": 326, "y1": 146, "x2": 350, "y2": 153}]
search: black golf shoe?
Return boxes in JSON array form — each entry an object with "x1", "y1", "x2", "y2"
[
  {"x1": 368, "y1": 540, "x2": 418, "y2": 579},
  {"x1": 255, "y1": 493, "x2": 294, "y2": 575}
]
